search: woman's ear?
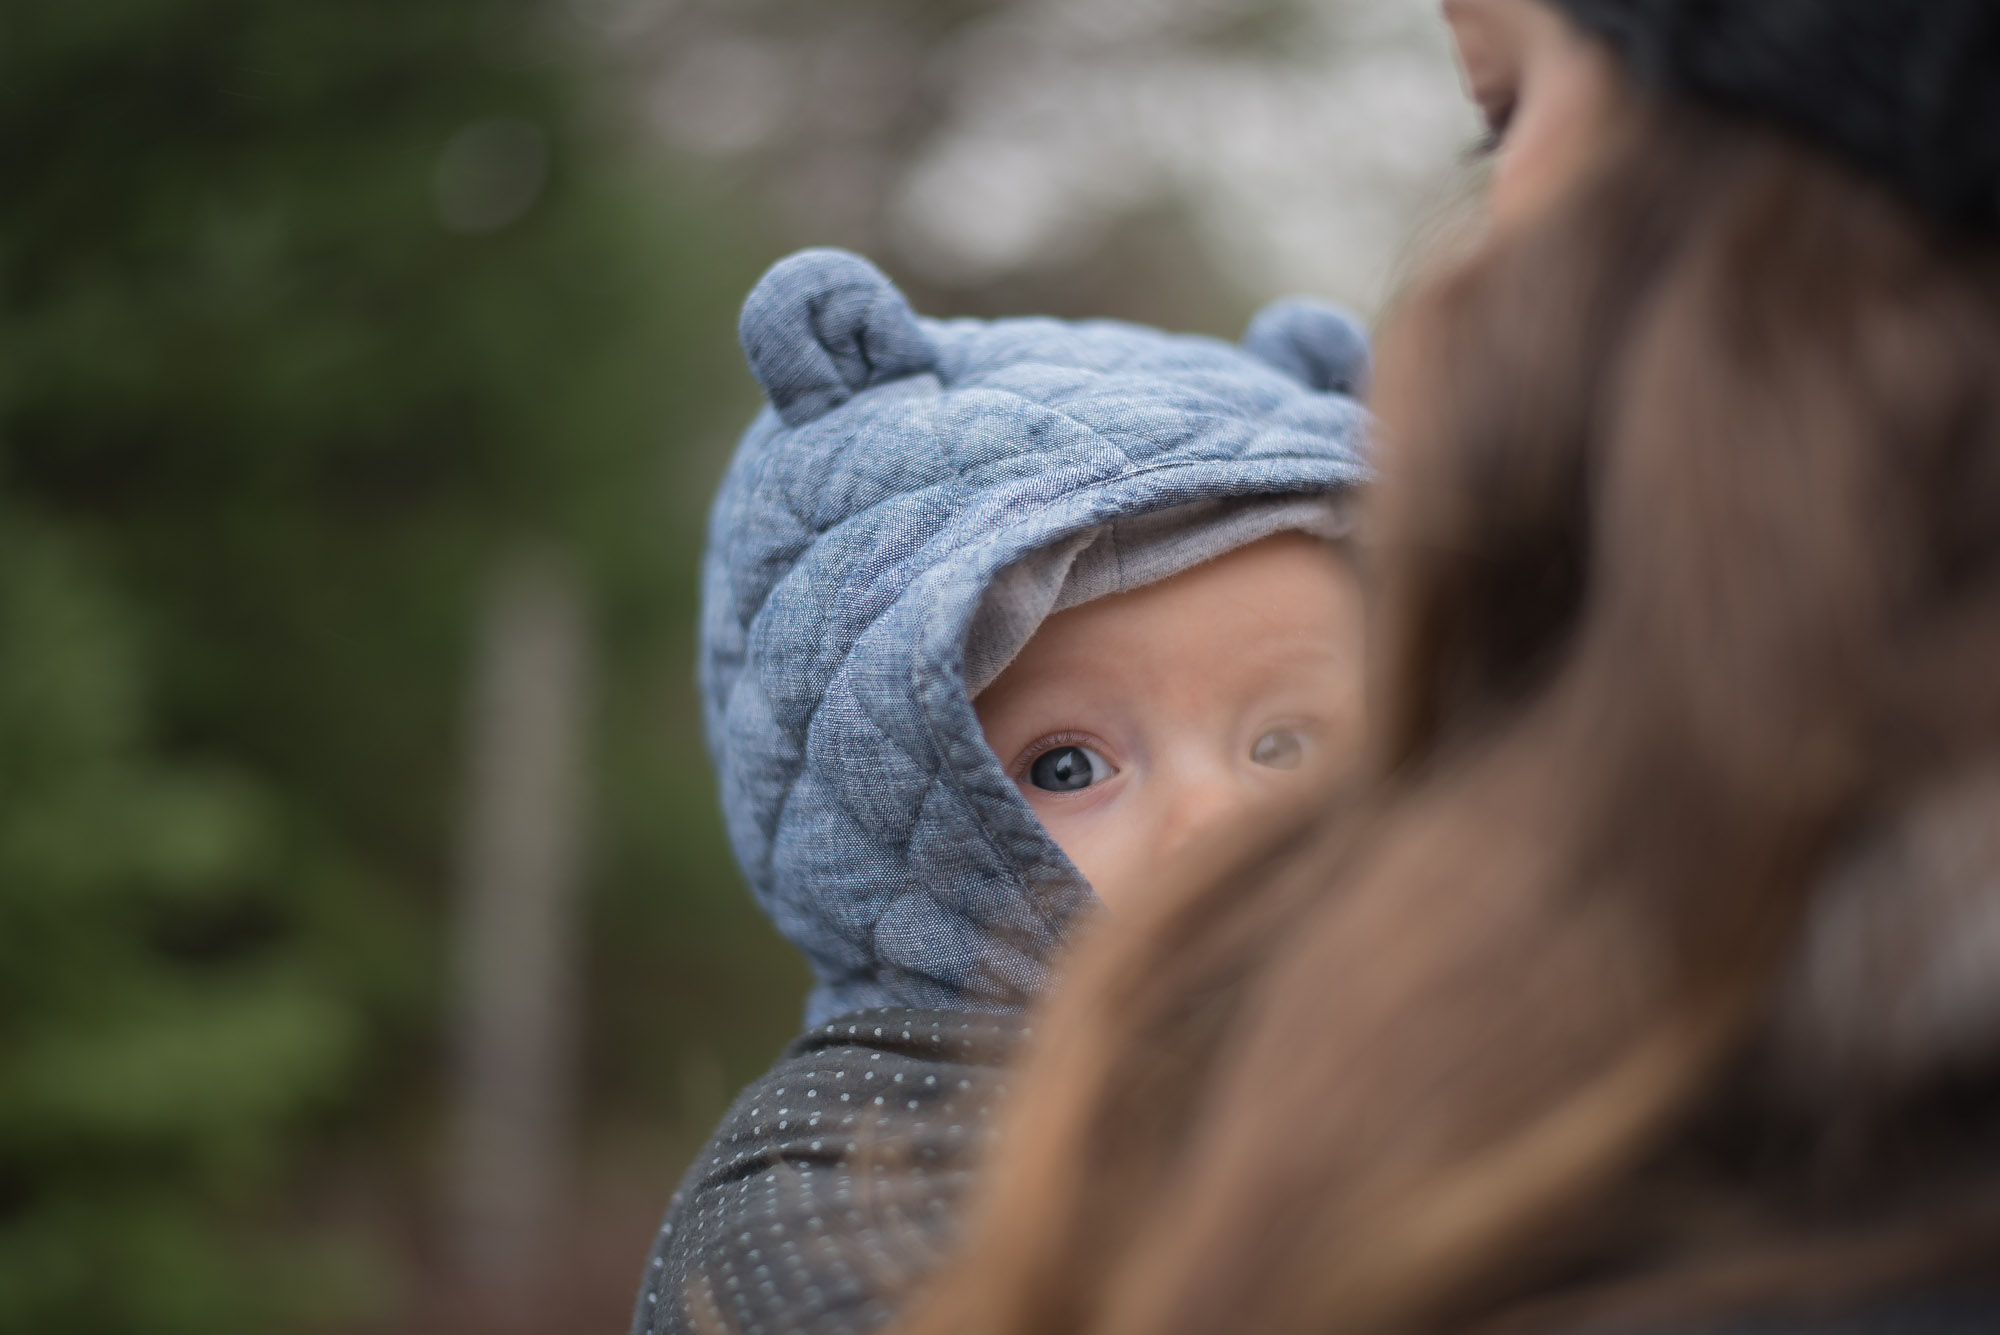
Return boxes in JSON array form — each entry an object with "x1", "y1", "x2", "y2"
[
  {"x1": 738, "y1": 248, "x2": 940, "y2": 427},
  {"x1": 1242, "y1": 298, "x2": 1372, "y2": 399}
]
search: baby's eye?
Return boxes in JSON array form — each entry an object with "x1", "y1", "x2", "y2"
[
  {"x1": 1028, "y1": 745, "x2": 1113, "y2": 793},
  {"x1": 1250, "y1": 728, "x2": 1306, "y2": 771}
]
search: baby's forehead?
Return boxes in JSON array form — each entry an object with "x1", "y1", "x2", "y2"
[
  {"x1": 963, "y1": 496, "x2": 1352, "y2": 698},
  {"x1": 984, "y1": 534, "x2": 1357, "y2": 697},
  {"x1": 1056, "y1": 531, "x2": 1350, "y2": 624}
]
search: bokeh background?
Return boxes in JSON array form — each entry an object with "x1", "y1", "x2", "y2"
[{"x1": 0, "y1": 2, "x2": 1474, "y2": 1331}]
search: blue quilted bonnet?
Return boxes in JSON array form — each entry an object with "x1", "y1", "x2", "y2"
[{"x1": 703, "y1": 248, "x2": 1372, "y2": 1026}]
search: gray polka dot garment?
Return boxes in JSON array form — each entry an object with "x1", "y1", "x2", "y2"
[{"x1": 631, "y1": 1008, "x2": 1020, "y2": 1335}]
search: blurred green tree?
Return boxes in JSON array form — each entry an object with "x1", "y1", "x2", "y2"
[{"x1": 0, "y1": 1, "x2": 802, "y2": 1330}]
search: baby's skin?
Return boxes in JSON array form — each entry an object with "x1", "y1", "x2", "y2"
[{"x1": 975, "y1": 532, "x2": 1365, "y2": 909}]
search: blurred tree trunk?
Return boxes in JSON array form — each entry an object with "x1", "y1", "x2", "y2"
[{"x1": 446, "y1": 549, "x2": 594, "y2": 1296}]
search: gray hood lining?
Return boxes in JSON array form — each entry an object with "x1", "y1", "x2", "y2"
[{"x1": 963, "y1": 494, "x2": 1350, "y2": 698}]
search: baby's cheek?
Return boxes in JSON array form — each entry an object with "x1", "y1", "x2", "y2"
[
  {"x1": 1028, "y1": 797, "x2": 1090, "y2": 860},
  {"x1": 1062, "y1": 819, "x2": 1158, "y2": 911},
  {"x1": 1025, "y1": 801, "x2": 1106, "y2": 895}
]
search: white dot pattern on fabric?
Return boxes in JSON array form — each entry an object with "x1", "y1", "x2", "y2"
[{"x1": 629, "y1": 1008, "x2": 1018, "y2": 1335}]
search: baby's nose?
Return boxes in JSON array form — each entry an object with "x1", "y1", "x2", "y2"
[{"x1": 1154, "y1": 772, "x2": 1261, "y2": 857}]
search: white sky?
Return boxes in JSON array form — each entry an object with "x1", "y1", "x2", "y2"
[{"x1": 619, "y1": 0, "x2": 1481, "y2": 313}]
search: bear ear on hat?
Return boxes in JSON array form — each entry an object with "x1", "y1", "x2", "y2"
[
  {"x1": 1241, "y1": 298, "x2": 1371, "y2": 398},
  {"x1": 739, "y1": 248, "x2": 940, "y2": 428}
]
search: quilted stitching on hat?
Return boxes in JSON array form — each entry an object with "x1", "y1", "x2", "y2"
[{"x1": 702, "y1": 256, "x2": 1370, "y2": 1026}]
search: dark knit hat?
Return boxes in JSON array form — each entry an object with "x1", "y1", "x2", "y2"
[{"x1": 1545, "y1": 0, "x2": 2000, "y2": 234}]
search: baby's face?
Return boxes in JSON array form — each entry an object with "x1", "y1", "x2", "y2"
[{"x1": 975, "y1": 532, "x2": 1365, "y2": 911}]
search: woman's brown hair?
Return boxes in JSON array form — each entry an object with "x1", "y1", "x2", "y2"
[{"x1": 892, "y1": 97, "x2": 2000, "y2": 1335}]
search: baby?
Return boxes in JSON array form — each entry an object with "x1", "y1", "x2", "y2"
[
  {"x1": 975, "y1": 528, "x2": 1364, "y2": 911},
  {"x1": 632, "y1": 249, "x2": 1370, "y2": 1335}
]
